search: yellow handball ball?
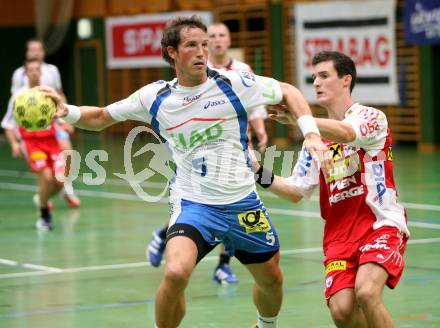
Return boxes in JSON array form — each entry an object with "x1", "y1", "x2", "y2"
[{"x1": 13, "y1": 87, "x2": 56, "y2": 131}]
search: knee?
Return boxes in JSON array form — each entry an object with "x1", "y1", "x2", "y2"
[
  {"x1": 355, "y1": 282, "x2": 380, "y2": 307},
  {"x1": 329, "y1": 300, "x2": 353, "y2": 327},
  {"x1": 259, "y1": 269, "x2": 284, "y2": 291},
  {"x1": 163, "y1": 263, "x2": 191, "y2": 290}
]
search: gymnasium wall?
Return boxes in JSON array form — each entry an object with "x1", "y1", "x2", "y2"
[{"x1": 0, "y1": 0, "x2": 437, "y2": 148}]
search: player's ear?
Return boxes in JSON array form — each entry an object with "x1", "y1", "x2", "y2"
[
  {"x1": 343, "y1": 74, "x2": 352, "y2": 89},
  {"x1": 167, "y1": 46, "x2": 177, "y2": 61}
]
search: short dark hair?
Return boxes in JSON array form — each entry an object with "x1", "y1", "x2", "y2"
[
  {"x1": 312, "y1": 51, "x2": 357, "y2": 93},
  {"x1": 161, "y1": 15, "x2": 207, "y2": 67}
]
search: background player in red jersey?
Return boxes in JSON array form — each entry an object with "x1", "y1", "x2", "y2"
[
  {"x1": 11, "y1": 38, "x2": 80, "y2": 207},
  {"x1": 2, "y1": 58, "x2": 66, "y2": 231},
  {"x1": 257, "y1": 51, "x2": 409, "y2": 328}
]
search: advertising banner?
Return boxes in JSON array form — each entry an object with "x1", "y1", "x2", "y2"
[
  {"x1": 294, "y1": 0, "x2": 398, "y2": 104},
  {"x1": 106, "y1": 12, "x2": 212, "y2": 68},
  {"x1": 404, "y1": 0, "x2": 440, "y2": 45}
]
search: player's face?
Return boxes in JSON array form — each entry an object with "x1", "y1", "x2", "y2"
[
  {"x1": 27, "y1": 41, "x2": 45, "y2": 61},
  {"x1": 25, "y1": 62, "x2": 41, "y2": 86},
  {"x1": 168, "y1": 27, "x2": 208, "y2": 87},
  {"x1": 312, "y1": 60, "x2": 348, "y2": 107},
  {"x1": 207, "y1": 24, "x2": 231, "y2": 56}
]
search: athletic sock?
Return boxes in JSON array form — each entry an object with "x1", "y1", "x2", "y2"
[
  {"x1": 219, "y1": 253, "x2": 230, "y2": 265},
  {"x1": 40, "y1": 207, "x2": 50, "y2": 220},
  {"x1": 256, "y1": 312, "x2": 278, "y2": 328}
]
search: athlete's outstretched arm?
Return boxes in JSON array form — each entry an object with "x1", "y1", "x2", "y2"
[
  {"x1": 278, "y1": 82, "x2": 328, "y2": 157},
  {"x1": 267, "y1": 103, "x2": 356, "y2": 144},
  {"x1": 314, "y1": 118, "x2": 356, "y2": 144},
  {"x1": 279, "y1": 82, "x2": 314, "y2": 119},
  {"x1": 57, "y1": 105, "x2": 116, "y2": 131},
  {"x1": 40, "y1": 86, "x2": 118, "y2": 131}
]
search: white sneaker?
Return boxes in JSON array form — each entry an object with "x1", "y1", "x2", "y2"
[
  {"x1": 36, "y1": 217, "x2": 53, "y2": 231},
  {"x1": 33, "y1": 194, "x2": 53, "y2": 210}
]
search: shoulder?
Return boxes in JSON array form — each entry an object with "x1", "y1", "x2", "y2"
[
  {"x1": 347, "y1": 103, "x2": 386, "y2": 121},
  {"x1": 209, "y1": 68, "x2": 258, "y2": 88},
  {"x1": 12, "y1": 66, "x2": 25, "y2": 78},
  {"x1": 42, "y1": 63, "x2": 60, "y2": 73},
  {"x1": 231, "y1": 59, "x2": 252, "y2": 71},
  {"x1": 137, "y1": 80, "x2": 172, "y2": 104},
  {"x1": 140, "y1": 80, "x2": 170, "y2": 95}
]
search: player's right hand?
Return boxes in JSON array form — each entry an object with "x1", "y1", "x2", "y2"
[
  {"x1": 266, "y1": 103, "x2": 295, "y2": 125},
  {"x1": 37, "y1": 86, "x2": 68, "y2": 119}
]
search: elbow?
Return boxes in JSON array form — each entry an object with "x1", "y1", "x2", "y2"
[
  {"x1": 289, "y1": 193, "x2": 302, "y2": 203},
  {"x1": 344, "y1": 128, "x2": 356, "y2": 143}
]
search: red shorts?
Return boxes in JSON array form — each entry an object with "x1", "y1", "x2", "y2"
[
  {"x1": 324, "y1": 226, "x2": 407, "y2": 300},
  {"x1": 22, "y1": 137, "x2": 63, "y2": 174}
]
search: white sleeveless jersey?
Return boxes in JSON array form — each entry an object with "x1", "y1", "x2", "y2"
[
  {"x1": 11, "y1": 63, "x2": 62, "y2": 94},
  {"x1": 107, "y1": 69, "x2": 282, "y2": 204}
]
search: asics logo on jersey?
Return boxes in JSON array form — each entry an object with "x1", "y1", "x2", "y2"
[
  {"x1": 182, "y1": 94, "x2": 201, "y2": 106},
  {"x1": 203, "y1": 99, "x2": 226, "y2": 109}
]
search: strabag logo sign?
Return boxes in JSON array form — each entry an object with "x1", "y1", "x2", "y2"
[
  {"x1": 293, "y1": 0, "x2": 398, "y2": 104},
  {"x1": 106, "y1": 11, "x2": 213, "y2": 68}
]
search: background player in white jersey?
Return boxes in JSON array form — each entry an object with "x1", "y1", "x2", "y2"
[
  {"x1": 147, "y1": 22, "x2": 270, "y2": 284},
  {"x1": 11, "y1": 38, "x2": 79, "y2": 207},
  {"x1": 258, "y1": 51, "x2": 409, "y2": 328},
  {"x1": 41, "y1": 16, "x2": 326, "y2": 328}
]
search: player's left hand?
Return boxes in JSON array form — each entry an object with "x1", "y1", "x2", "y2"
[{"x1": 266, "y1": 103, "x2": 296, "y2": 125}]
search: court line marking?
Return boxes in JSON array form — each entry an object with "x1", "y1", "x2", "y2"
[
  {"x1": 0, "y1": 259, "x2": 62, "y2": 272},
  {"x1": 0, "y1": 237, "x2": 439, "y2": 280},
  {"x1": 1, "y1": 170, "x2": 440, "y2": 212},
  {"x1": 1, "y1": 182, "x2": 440, "y2": 231}
]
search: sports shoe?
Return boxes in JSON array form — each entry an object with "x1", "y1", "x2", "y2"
[
  {"x1": 147, "y1": 228, "x2": 166, "y2": 267},
  {"x1": 61, "y1": 190, "x2": 80, "y2": 208},
  {"x1": 212, "y1": 263, "x2": 239, "y2": 284},
  {"x1": 32, "y1": 194, "x2": 53, "y2": 210},
  {"x1": 36, "y1": 217, "x2": 53, "y2": 231}
]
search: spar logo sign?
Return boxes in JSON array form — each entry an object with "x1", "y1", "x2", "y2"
[{"x1": 106, "y1": 12, "x2": 213, "y2": 69}]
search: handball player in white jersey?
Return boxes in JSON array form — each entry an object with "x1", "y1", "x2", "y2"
[
  {"x1": 260, "y1": 51, "x2": 409, "y2": 328},
  {"x1": 147, "y1": 22, "x2": 270, "y2": 285},
  {"x1": 42, "y1": 16, "x2": 326, "y2": 328}
]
